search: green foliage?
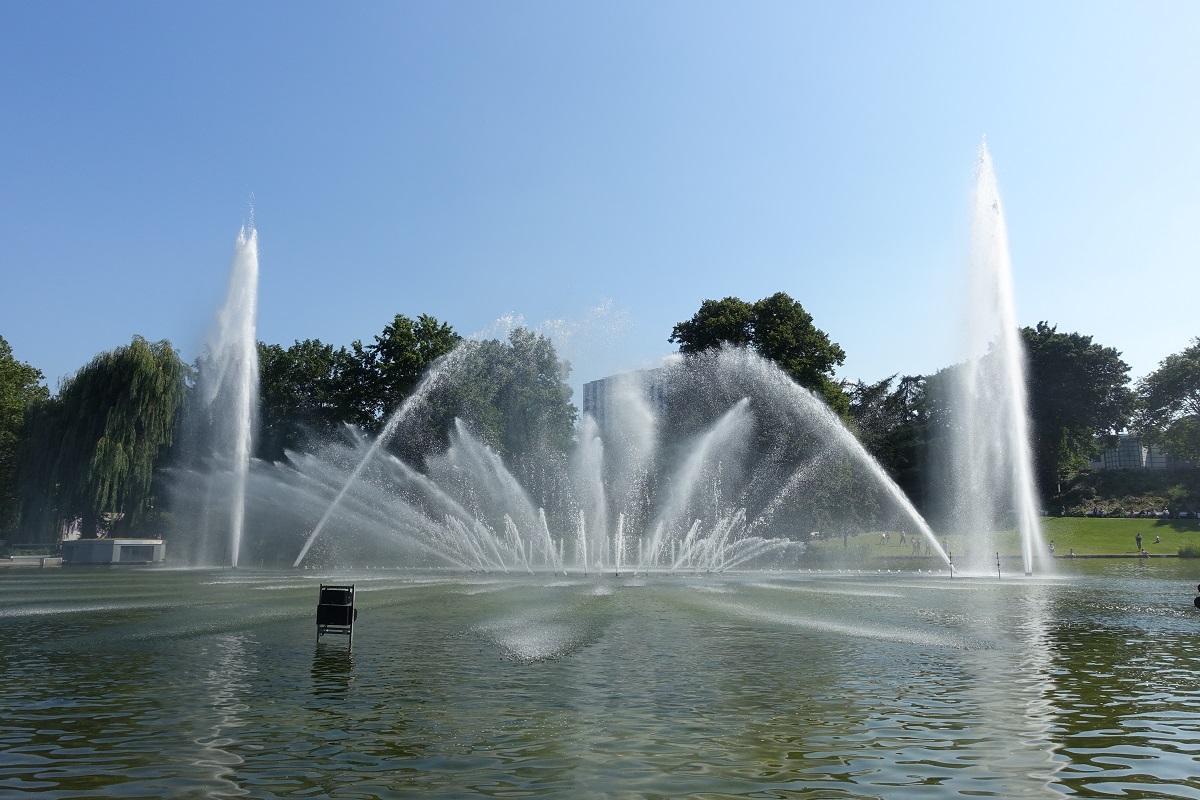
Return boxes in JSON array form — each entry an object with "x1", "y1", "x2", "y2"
[
  {"x1": 669, "y1": 297, "x2": 754, "y2": 352},
  {"x1": 1021, "y1": 322, "x2": 1135, "y2": 493},
  {"x1": 253, "y1": 316, "x2": 576, "y2": 507},
  {"x1": 1058, "y1": 468, "x2": 1200, "y2": 516},
  {"x1": 254, "y1": 314, "x2": 460, "y2": 461},
  {"x1": 347, "y1": 313, "x2": 461, "y2": 432},
  {"x1": 902, "y1": 324, "x2": 1133, "y2": 516},
  {"x1": 837, "y1": 324, "x2": 1136, "y2": 520},
  {"x1": 848, "y1": 374, "x2": 927, "y2": 506},
  {"x1": 390, "y1": 328, "x2": 577, "y2": 490},
  {"x1": 257, "y1": 339, "x2": 357, "y2": 460},
  {"x1": 487, "y1": 327, "x2": 577, "y2": 459},
  {"x1": 17, "y1": 336, "x2": 188, "y2": 539},
  {"x1": 0, "y1": 335, "x2": 48, "y2": 534},
  {"x1": 670, "y1": 292, "x2": 848, "y2": 415},
  {"x1": 1137, "y1": 338, "x2": 1200, "y2": 464}
]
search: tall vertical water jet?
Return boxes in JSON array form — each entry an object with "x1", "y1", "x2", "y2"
[
  {"x1": 571, "y1": 414, "x2": 608, "y2": 568},
  {"x1": 949, "y1": 141, "x2": 1045, "y2": 574},
  {"x1": 191, "y1": 225, "x2": 259, "y2": 567}
]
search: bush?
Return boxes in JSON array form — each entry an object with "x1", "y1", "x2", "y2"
[
  {"x1": 1061, "y1": 469, "x2": 1200, "y2": 517},
  {"x1": 1178, "y1": 544, "x2": 1200, "y2": 559}
]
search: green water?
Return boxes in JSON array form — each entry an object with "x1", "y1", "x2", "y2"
[{"x1": 2, "y1": 561, "x2": 1199, "y2": 798}]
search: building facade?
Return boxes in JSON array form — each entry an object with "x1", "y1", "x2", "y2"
[
  {"x1": 1088, "y1": 434, "x2": 1195, "y2": 471},
  {"x1": 581, "y1": 368, "x2": 667, "y2": 428},
  {"x1": 61, "y1": 538, "x2": 167, "y2": 564}
]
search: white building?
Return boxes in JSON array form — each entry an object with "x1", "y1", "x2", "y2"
[
  {"x1": 581, "y1": 368, "x2": 667, "y2": 429},
  {"x1": 1089, "y1": 434, "x2": 1194, "y2": 471},
  {"x1": 61, "y1": 538, "x2": 166, "y2": 564}
]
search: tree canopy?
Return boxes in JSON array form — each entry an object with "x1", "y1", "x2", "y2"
[
  {"x1": 670, "y1": 292, "x2": 848, "y2": 414},
  {"x1": 254, "y1": 319, "x2": 576, "y2": 490},
  {"x1": 254, "y1": 313, "x2": 461, "y2": 461},
  {"x1": 848, "y1": 374, "x2": 927, "y2": 505},
  {"x1": 1137, "y1": 337, "x2": 1200, "y2": 464},
  {"x1": 257, "y1": 338, "x2": 356, "y2": 460},
  {"x1": 0, "y1": 336, "x2": 48, "y2": 534},
  {"x1": 18, "y1": 336, "x2": 189, "y2": 539},
  {"x1": 5, "y1": 299, "x2": 1183, "y2": 545},
  {"x1": 1022, "y1": 322, "x2": 1135, "y2": 492},
  {"x1": 389, "y1": 327, "x2": 577, "y2": 476},
  {"x1": 349, "y1": 313, "x2": 462, "y2": 431}
]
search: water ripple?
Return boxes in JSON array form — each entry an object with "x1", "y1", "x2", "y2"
[{"x1": 1, "y1": 566, "x2": 1199, "y2": 797}]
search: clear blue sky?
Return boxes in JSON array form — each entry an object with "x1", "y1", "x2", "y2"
[{"x1": 2, "y1": 2, "x2": 1197, "y2": 399}]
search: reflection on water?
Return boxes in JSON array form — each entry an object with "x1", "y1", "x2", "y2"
[
  {"x1": 0, "y1": 563, "x2": 1198, "y2": 798},
  {"x1": 1042, "y1": 569, "x2": 1200, "y2": 799},
  {"x1": 195, "y1": 633, "x2": 252, "y2": 796},
  {"x1": 311, "y1": 645, "x2": 356, "y2": 696}
]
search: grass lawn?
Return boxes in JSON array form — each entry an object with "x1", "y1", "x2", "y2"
[
  {"x1": 1040, "y1": 516, "x2": 1200, "y2": 557},
  {"x1": 806, "y1": 516, "x2": 1200, "y2": 565}
]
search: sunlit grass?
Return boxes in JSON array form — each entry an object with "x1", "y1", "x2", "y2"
[{"x1": 805, "y1": 516, "x2": 1200, "y2": 564}]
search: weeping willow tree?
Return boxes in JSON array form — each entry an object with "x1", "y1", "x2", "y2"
[{"x1": 18, "y1": 336, "x2": 189, "y2": 540}]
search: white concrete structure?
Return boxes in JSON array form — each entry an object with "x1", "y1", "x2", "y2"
[{"x1": 61, "y1": 538, "x2": 166, "y2": 565}]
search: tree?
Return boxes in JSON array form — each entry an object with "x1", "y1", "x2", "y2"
[
  {"x1": 1022, "y1": 322, "x2": 1135, "y2": 493},
  {"x1": 1137, "y1": 338, "x2": 1200, "y2": 464},
  {"x1": 669, "y1": 297, "x2": 754, "y2": 353},
  {"x1": 848, "y1": 374, "x2": 927, "y2": 505},
  {"x1": 17, "y1": 336, "x2": 189, "y2": 539},
  {"x1": 391, "y1": 327, "x2": 577, "y2": 474},
  {"x1": 670, "y1": 292, "x2": 848, "y2": 414},
  {"x1": 257, "y1": 339, "x2": 357, "y2": 460},
  {"x1": 491, "y1": 327, "x2": 577, "y2": 460},
  {"x1": 253, "y1": 315, "x2": 461, "y2": 458},
  {"x1": 0, "y1": 336, "x2": 48, "y2": 534},
  {"x1": 344, "y1": 313, "x2": 462, "y2": 431}
]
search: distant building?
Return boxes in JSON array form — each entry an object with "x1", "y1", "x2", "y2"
[
  {"x1": 61, "y1": 538, "x2": 166, "y2": 565},
  {"x1": 581, "y1": 368, "x2": 666, "y2": 429},
  {"x1": 1089, "y1": 434, "x2": 1195, "y2": 471}
]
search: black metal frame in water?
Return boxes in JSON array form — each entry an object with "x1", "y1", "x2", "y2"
[{"x1": 315, "y1": 582, "x2": 356, "y2": 645}]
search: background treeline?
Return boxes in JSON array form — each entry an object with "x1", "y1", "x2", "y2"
[
  {"x1": 1, "y1": 291, "x2": 1198, "y2": 543},
  {"x1": 0, "y1": 315, "x2": 574, "y2": 543},
  {"x1": 666, "y1": 294, "x2": 1199, "y2": 519}
]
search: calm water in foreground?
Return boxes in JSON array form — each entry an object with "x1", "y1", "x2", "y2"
[{"x1": 2, "y1": 560, "x2": 1199, "y2": 799}]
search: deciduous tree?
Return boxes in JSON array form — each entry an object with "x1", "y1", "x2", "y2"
[
  {"x1": 1137, "y1": 338, "x2": 1200, "y2": 464},
  {"x1": 0, "y1": 336, "x2": 48, "y2": 534},
  {"x1": 849, "y1": 374, "x2": 927, "y2": 505},
  {"x1": 393, "y1": 328, "x2": 577, "y2": 478},
  {"x1": 1022, "y1": 322, "x2": 1135, "y2": 492},
  {"x1": 257, "y1": 339, "x2": 356, "y2": 460},
  {"x1": 670, "y1": 292, "x2": 848, "y2": 414},
  {"x1": 346, "y1": 313, "x2": 461, "y2": 431},
  {"x1": 18, "y1": 336, "x2": 189, "y2": 539}
]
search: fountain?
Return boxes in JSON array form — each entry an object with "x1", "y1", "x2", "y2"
[
  {"x1": 939, "y1": 141, "x2": 1046, "y2": 575},
  {"x1": 13, "y1": 149, "x2": 1196, "y2": 800},
  {"x1": 172, "y1": 225, "x2": 259, "y2": 567},
  {"x1": 171, "y1": 146, "x2": 1040, "y2": 577},
  {"x1": 261, "y1": 343, "x2": 950, "y2": 572}
]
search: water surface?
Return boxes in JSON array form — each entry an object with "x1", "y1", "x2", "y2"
[{"x1": 2, "y1": 561, "x2": 1199, "y2": 798}]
